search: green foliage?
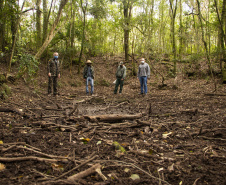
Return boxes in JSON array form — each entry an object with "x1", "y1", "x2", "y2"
[
  {"x1": 0, "y1": 83, "x2": 11, "y2": 100},
  {"x1": 17, "y1": 53, "x2": 40, "y2": 81},
  {"x1": 0, "y1": 74, "x2": 6, "y2": 84}
]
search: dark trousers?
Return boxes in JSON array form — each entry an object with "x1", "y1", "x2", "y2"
[
  {"x1": 48, "y1": 76, "x2": 58, "y2": 95},
  {"x1": 114, "y1": 77, "x2": 124, "y2": 94}
]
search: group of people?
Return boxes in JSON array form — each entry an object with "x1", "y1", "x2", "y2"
[{"x1": 47, "y1": 52, "x2": 150, "y2": 96}]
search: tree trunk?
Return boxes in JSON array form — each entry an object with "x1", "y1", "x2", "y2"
[
  {"x1": 42, "y1": 0, "x2": 48, "y2": 44},
  {"x1": 169, "y1": 0, "x2": 178, "y2": 76},
  {"x1": 196, "y1": 0, "x2": 216, "y2": 91},
  {"x1": 179, "y1": 0, "x2": 183, "y2": 59},
  {"x1": 123, "y1": 0, "x2": 132, "y2": 62},
  {"x1": 35, "y1": 0, "x2": 68, "y2": 59},
  {"x1": 8, "y1": 0, "x2": 26, "y2": 72},
  {"x1": 0, "y1": 0, "x2": 6, "y2": 52},
  {"x1": 214, "y1": 0, "x2": 226, "y2": 73},
  {"x1": 36, "y1": 0, "x2": 42, "y2": 48},
  {"x1": 78, "y1": 0, "x2": 87, "y2": 74},
  {"x1": 83, "y1": 113, "x2": 143, "y2": 122}
]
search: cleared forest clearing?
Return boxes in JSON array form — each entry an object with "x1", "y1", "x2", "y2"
[{"x1": 0, "y1": 56, "x2": 225, "y2": 185}]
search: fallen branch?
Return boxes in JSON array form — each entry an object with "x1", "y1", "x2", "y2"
[
  {"x1": 67, "y1": 163, "x2": 103, "y2": 182},
  {"x1": 3, "y1": 142, "x2": 41, "y2": 151},
  {"x1": 84, "y1": 113, "x2": 143, "y2": 122},
  {"x1": 16, "y1": 146, "x2": 69, "y2": 160},
  {"x1": 52, "y1": 154, "x2": 98, "y2": 181},
  {"x1": 95, "y1": 159, "x2": 170, "y2": 185},
  {"x1": 0, "y1": 107, "x2": 31, "y2": 118},
  {"x1": 0, "y1": 156, "x2": 68, "y2": 163}
]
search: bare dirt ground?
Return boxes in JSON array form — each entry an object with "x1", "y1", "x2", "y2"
[{"x1": 0, "y1": 56, "x2": 226, "y2": 185}]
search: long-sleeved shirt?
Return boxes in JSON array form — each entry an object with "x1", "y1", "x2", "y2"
[
  {"x1": 137, "y1": 63, "x2": 150, "y2": 78},
  {"x1": 47, "y1": 58, "x2": 60, "y2": 76},
  {"x1": 83, "y1": 65, "x2": 95, "y2": 79},
  {"x1": 116, "y1": 65, "x2": 126, "y2": 79}
]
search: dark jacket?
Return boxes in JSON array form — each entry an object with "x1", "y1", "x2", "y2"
[
  {"x1": 116, "y1": 65, "x2": 126, "y2": 79},
  {"x1": 47, "y1": 58, "x2": 60, "y2": 77},
  {"x1": 83, "y1": 65, "x2": 95, "y2": 79}
]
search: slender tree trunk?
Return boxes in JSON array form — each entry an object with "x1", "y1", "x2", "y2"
[
  {"x1": 70, "y1": 0, "x2": 75, "y2": 75},
  {"x1": 169, "y1": 0, "x2": 178, "y2": 75},
  {"x1": 42, "y1": 0, "x2": 48, "y2": 44},
  {"x1": 78, "y1": 0, "x2": 87, "y2": 74},
  {"x1": 0, "y1": 0, "x2": 6, "y2": 52},
  {"x1": 214, "y1": 0, "x2": 226, "y2": 73},
  {"x1": 123, "y1": 1, "x2": 129, "y2": 62},
  {"x1": 35, "y1": 0, "x2": 68, "y2": 59},
  {"x1": 179, "y1": 0, "x2": 183, "y2": 59},
  {"x1": 196, "y1": 0, "x2": 216, "y2": 91},
  {"x1": 36, "y1": 0, "x2": 41, "y2": 48},
  {"x1": 8, "y1": 0, "x2": 26, "y2": 72}
]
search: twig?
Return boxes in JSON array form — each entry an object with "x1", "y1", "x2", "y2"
[
  {"x1": 67, "y1": 163, "x2": 103, "y2": 182},
  {"x1": 95, "y1": 160, "x2": 171, "y2": 185},
  {"x1": 0, "y1": 156, "x2": 68, "y2": 163},
  {"x1": 16, "y1": 146, "x2": 69, "y2": 160},
  {"x1": 51, "y1": 155, "x2": 98, "y2": 181}
]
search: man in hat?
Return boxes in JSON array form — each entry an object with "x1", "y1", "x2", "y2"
[
  {"x1": 137, "y1": 58, "x2": 150, "y2": 95},
  {"x1": 114, "y1": 61, "x2": 126, "y2": 94},
  {"x1": 83, "y1": 60, "x2": 95, "y2": 95},
  {"x1": 47, "y1": 52, "x2": 61, "y2": 96}
]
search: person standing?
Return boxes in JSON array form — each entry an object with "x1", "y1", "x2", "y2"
[
  {"x1": 83, "y1": 60, "x2": 95, "y2": 95},
  {"x1": 137, "y1": 58, "x2": 150, "y2": 95},
  {"x1": 114, "y1": 61, "x2": 126, "y2": 94},
  {"x1": 47, "y1": 52, "x2": 60, "y2": 96}
]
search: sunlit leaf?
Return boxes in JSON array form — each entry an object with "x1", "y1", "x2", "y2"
[
  {"x1": 97, "y1": 141, "x2": 102, "y2": 145},
  {"x1": 130, "y1": 174, "x2": 140, "y2": 180},
  {"x1": 124, "y1": 168, "x2": 130, "y2": 173},
  {"x1": 0, "y1": 163, "x2": 6, "y2": 171},
  {"x1": 112, "y1": 141, "x2": 126, "y2": 153},
  {"x1": 162, "y1": 132, "x2": 172, "y2": 138}
]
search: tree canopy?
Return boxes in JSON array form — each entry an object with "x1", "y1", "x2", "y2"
[{"x1": 0, "y1": 0, "x2": 226, "y2": 73}]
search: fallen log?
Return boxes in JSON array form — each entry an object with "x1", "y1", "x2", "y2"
[
  {"x1": 0, "y1": 107, "x2": 31, "y2": 118},
  {"x1": 83, "y1": 113, "x2": 143, "y2": 122}
]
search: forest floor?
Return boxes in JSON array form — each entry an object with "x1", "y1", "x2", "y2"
[{"x1": 0, "y1": 56, "x2": 226, "y2": 185}]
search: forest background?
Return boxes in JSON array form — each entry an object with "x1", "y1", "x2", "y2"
[{"x1": 0, "y1": 0, "x2": 226, "y2": 84}]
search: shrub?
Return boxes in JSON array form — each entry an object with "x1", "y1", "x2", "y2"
[{"x1": 17, "y1": 53, "x2": 40, "y2": 82}]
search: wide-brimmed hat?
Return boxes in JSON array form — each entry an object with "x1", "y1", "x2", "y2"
[
  {"x1": 140, "y1": 58, "x2": 145, "y2": 64},
  {"x1": 119, "y1": 61, "x2": 123, "y2": 65},
  {"x1": 86, "y1": 60, "x2": 92, "y2": 64}
]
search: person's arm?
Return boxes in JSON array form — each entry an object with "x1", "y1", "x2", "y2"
[
  {"x1": 122, "y1": 66, "x2": 126, "y2": 80},
  {"x1": 57, "y1": 60, "x2": 61, "y2": 78},
  {"x1": 147, "y1": 64, "x2": 150, "y2": 78},
  {"x1": 92, "y1": 66, "x2": 95, "y2": 79},
  {"x1": 137, "y1": 65, "x2": 140, "y2": 78},
  {"x1": 83, "y1": 66, "x2": 87, "y2": 79},
  {"x1": 47, "y1": 60, "x2": 51, "y2": 77}
]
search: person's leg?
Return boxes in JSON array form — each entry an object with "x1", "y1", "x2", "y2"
[
  {"x1": 139, "y1": 77, "x2": 144, "y2": 94},
  {"x1": 48, "y1": 77, "x2": 52, "y2": 94},
  {"x1": 114, "y1": 78, "x2": 120, "y2": 94},
  {"x1": 90, "y1": 78, "x2": 94, "y2": 94},
  {"x1": 119, "y1": 78, "x2": 124, "y2": 93},
  {"x1": 143, "y1": 76, "x2": 147, "y2": 94},
  {"x1": 86, "y1": 78, "x2": 89, "y2": 94},
  {"x1": 53, "y1": 76, "x2": 58, "y2": 96}
]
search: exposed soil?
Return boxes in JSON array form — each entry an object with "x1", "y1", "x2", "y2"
[{"x1": 0, "y1": 56, "x2": 225, "y2": 185}]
